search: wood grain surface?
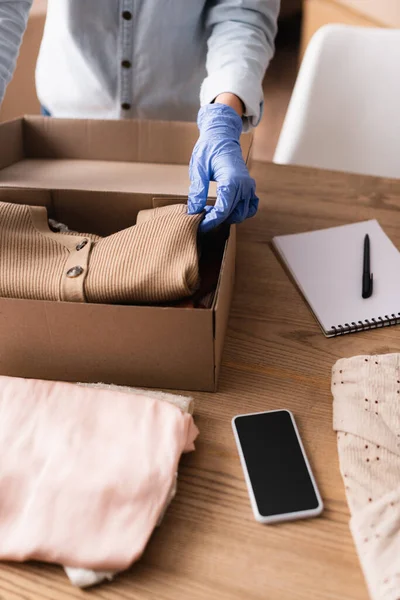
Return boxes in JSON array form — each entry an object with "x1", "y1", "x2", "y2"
[{"x1": 1, "y1": 162, "x2": 400, "y2": 600}]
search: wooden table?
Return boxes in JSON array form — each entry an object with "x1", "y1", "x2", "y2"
[{"x1": 2, "y1": 162, "x2": 400, "y2": 600}]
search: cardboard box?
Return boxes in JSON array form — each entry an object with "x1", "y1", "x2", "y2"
[{"x1": 0, "y1": 116, "x2": 251, "y2": 392}]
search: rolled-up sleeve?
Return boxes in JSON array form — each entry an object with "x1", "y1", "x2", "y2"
[
  {"x1": 201, "y1": 0, "x2": 280, "y2": 130},
  {"x1": 0, "y1": 0, "x2": 32, "y2": 105}
]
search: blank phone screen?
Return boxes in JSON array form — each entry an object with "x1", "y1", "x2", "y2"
[{"x1": 234, "y1": 411, "x2": 319, "y2": 517}]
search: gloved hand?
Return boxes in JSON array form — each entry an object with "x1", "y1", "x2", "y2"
[{"x1": 188, "y1": 103, "x2": 259, "y2": 234}]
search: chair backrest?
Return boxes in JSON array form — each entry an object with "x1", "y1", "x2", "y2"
[{"x1": 273, "y1": 25, "x2": 400, "y2": 179}]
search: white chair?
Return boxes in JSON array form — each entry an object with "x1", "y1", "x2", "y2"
[{"x1": 273, "y1": 25, "x2": 400, "y2": 179}]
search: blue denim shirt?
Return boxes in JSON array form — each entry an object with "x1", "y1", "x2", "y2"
[{"x1": 0, "y1": 0, "x2": 279, "y2": 129}]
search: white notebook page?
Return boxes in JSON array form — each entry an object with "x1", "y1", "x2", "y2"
[{"x1": 273, "y1": 220, "x2": 400, "y2": 335}]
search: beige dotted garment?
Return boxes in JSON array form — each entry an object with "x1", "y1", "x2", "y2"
[{"x1": 332, "y1": 353, "x2": 400, "y2": 600}]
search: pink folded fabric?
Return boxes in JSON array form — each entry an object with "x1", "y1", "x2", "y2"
[{"x1": 0, "y1": 376, "x2": 198, "y2": 571}]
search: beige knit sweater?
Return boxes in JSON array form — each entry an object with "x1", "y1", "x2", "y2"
[{"x1": 0, "y1": 201, "x2": 202, "y2": 304}]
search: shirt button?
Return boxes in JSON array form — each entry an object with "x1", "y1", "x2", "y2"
[
  {"x1": 121, "y1": 103, "x2": 131, "y2": 110},
  {"x1": 66, "y1": 266, "x2": 84, "y2": 278},
  {"x1": 121, "y1": 60, "x2": 131, "y2": 69},
  {"x1": 122, "y1": 11, "x2": 132, "y2": 20}
]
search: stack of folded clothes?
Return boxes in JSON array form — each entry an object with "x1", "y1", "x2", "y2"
[{"x1": 0, "y1": 376, "x2": 198, "y2": 588}]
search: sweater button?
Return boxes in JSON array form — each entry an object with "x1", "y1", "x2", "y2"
[
  {"x1": 121, "y1": 102, "x2": 131, "y2": 110},
  {"x1": 76, "y1": 239, "x2": 88, "y2": 251},
  {"x1": 122, "y1": 11, "x2": 132, "y2": 20},
  {"x1": 66, "y1": 266, "x2": 84, "y2": 278}
]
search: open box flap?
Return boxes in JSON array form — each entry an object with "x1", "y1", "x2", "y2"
[
  {"x1": 0, "y1": 117, "x2": 252, "y2": 197},
  {"x1": 22, "y1": 116, "x2": 199, "y2": 163},
  {"x1": 0, "y1": 119, "x2": 24, "y2": 170},
  {"x1": 213, "y1": 225, "x2": 236, "y2": 389},
  {"x1": 0, "y1": 186, "x2": 52, "y2": 207}
]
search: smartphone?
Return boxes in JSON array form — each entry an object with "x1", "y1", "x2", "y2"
[{"x1": 232, "y1": 409, "x2": 323, "y2": 524}]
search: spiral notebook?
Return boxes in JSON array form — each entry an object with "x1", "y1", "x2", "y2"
[{"x1": 272, "y1": 220, "x2": 400, "y2": 337}]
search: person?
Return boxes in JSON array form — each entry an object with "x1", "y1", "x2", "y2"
[{"x1": 0, "y1": 1, "x2": 279, "y2": 232}]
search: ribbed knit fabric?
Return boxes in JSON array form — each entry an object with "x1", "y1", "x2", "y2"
[
  {"x1": 0, "y1": 202, "x2": 69, "y2": 301},
  {"x1": 332, "y1": 354, "x2": 400, "y2": 600},
  {"x1": 86, "y1": 204, "x2": 201, "y2": 304},
  {"x1": 0, "y1": 201, "x2": 202, "y2": 304}
]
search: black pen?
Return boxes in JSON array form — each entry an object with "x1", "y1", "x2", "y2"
[{"x1": 362, "y1": 234, "x2": 373, "y2": 299}]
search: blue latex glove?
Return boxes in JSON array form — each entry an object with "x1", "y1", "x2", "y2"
[{"x1": 188, "y1": 103, "x2": 259, "y2": 233}]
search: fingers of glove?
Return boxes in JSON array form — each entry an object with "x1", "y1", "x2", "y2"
[
  {"x1": 199, "y1": 181, "x2": 239, "y2": 233},
  {"x1": 246, "y1": 179, "x2": 259, "y2": 219},
  {"x1": 227, "y1": 192, "x2": 250, "y2": 224},
  {"x1": 187, "y1": 155, "x2": 209, "y2": 215},
  {"x1": 199, "y1": 205, "x2": 227, "y2": 234},
  {"x1": 227, "y1": 178, "x2": 257, "y2": 224},
  {"x1": 247, "y1": 194, "x2": 259, "y2": 219}
]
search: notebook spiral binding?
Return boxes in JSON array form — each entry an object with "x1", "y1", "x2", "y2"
[{"x1": 329, "y1": 313, "x2": 400, "y2": 336}]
